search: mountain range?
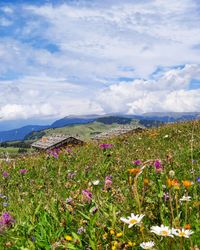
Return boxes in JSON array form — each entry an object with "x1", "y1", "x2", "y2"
[{"x1": 0, "y1": 112, "x2": 199, "y2": 142}]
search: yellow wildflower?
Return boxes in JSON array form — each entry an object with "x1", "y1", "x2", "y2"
[
  {"x1": 110, "y1": 229, "x2": 115, "y2": 235},
  {"x1": 128, "y1": 241, "x2": 136, "y2": 247},
  {"x1": 116, "y1": 232, "x2": 123, "y2": 238},
  {"x1": 65, "y1": 235, "x2": 72, "y2": 241}
]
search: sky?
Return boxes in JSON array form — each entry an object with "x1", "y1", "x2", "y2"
[{"x1": 0, "y1": 0, "x2": 200, "y2": 126}]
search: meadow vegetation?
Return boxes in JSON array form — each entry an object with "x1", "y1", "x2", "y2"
[{"x1": 0, "y1": 120, "x2": 200, "y2": 249}]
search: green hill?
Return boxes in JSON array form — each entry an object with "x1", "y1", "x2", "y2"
[
  {"x1": 25, "y1": 120, "x2": 142, "y2": 141},
  {"x1": 0, "y1": 120, "x2": 199, "y2": 249}
]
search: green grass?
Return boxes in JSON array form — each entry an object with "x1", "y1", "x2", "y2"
[
  {"x1": 28, "y1": 121, "x2": 141, "y2": 141},
  {"x1": 0, "y1": 120, "x2": 200, "y2": 249}
]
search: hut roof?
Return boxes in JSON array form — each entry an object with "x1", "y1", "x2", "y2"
[{"x1": 31, "y1": 135, "x2": 83, "y2": 150}]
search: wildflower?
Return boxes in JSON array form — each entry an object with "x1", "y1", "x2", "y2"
[
  {"x1": 144, "y1": 178, "x2": 149, "y2": 185},
  {"x1": 182, "y1": 180, "x2": 193, "y2": 189},
  {"x1": 129, "y1": 168, "x2": 141, "y2": 175},
  {"x1": 150, "y1": 225, "x2": 174, "y2": 237},
  {"x1": 2, "y1": 172, "x2": 9, "y2": 178},
  {"x1": 90, "y1": 207, "x2": 98, "y2": 214},
  {"x1": 19, "y1": 169, "x2": 28, "y2": 174},
  {"x1": 67, "y1": 172, "x2": 76, "y2": 179},
  {"x1": 116, "y1": 232, "x2": 123, "y2": 238},
  {"x1": 92, "y1": 180, "x2": 100, "y2": 186},
  {"x1": 65, "y1": 235, "x2": 72, "y2": 241},
  {"x1": 103, "y1": 233, "x2": 108, "y2": 239},
  {"x1": 180, "y1": 195, "x2": 191, "y2": 202},
  {"x1": 169, "y1": 170, "x2": 175, "y2": 177},
  {"x1": 163, "y1": 192, "x2": 169, "y2": 202},
  {"x1": 110, "y1": 229, "x2": 115, "y2": 235},
  {"x1": 128, "y1": 242, "x2": 136, "y2": 247},
  {"x1": 154, "y1": 160, "x2": 162, "y2": 169},
  {"x1": 120, "y1": 213, "x2": 145, "y2": 228},
  {"x1": 172, "y1": 228, "x2": 194, "y2": 238},
  {"x1": 66, "y1": 197, "x2": 73, "y2": 204},
  {"x1": 104, "y1": 176, "x2": 112, "y2": 189},
  {"x1": 184, "y1": 224, "x2": 191, "y2": 230},
  {"x1": 77, "y1": 226, "x2": 85, "y2": 235},
  {"x1": 167, "y1": 178, "x2": 180, "y2": 189},
  {"x1": 154, "y1": 160, "x2": 163, "y2": 173},
  {"x1": 82, "y1": 189, "x2": 92, "y2": 203},
  {"x1": 140, "y1": 241, "x2": 155, "y2": 249},
  {"x1": 99, "y1": 143, "x2": 113, "y2": 149},
  {"x1": 31, "y1": 236, "x2": 36, "y2": 242},
  {"x1": 0, "y1": 212, "x2": 15, "y2": 226},
  {"x1": 133, "y1": 160, "x2": 141, "y2": 166},
  {"x1": 3, "y1": 202, "x2": 9, "y2": 207},
  {"x1": 196, "y1": 176, "x2": 200, "y2": 182},
  {"x1": 66, "y1": 148, "x2": 72, "y2": 153},
  {"x1": 112, "y1": 241, "x2": 118, "y2": 249}
]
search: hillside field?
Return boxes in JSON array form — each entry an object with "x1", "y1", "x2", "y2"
[{"x1": 0, "y1": 120, "x2": 200, "y2": 249}]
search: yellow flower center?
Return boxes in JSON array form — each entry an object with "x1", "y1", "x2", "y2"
[
  {"x1": 130, "y1": 219, "x2": 137, "y2": 224},
  {"x1": 161, "y1": 230, "x2": 169, "y2": 236},
  {"x1": 179, "y1": 232, "x2": 186, "y2": 237}
]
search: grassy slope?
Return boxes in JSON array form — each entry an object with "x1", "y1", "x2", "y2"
[
  {"x1": 30, "y1": 121, "x2": 141, "y2": 140},
  {"x1": 0, "y1": 120, "x2": 200, "y2": 249}
]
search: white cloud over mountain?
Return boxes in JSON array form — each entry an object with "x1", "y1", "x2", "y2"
[{"x1": 0, "y1": 0, "x2": 200, "y2": 121}]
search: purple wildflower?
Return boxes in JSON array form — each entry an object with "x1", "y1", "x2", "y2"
[
  {"x1": 154, "y1": 160, "x2": 163, "y2": 173},
  {"x1": 82, "y1": 189, "x2": 92, "y2": 203},
  {"x1": 154, "y1": 160, "x2": 162, "y2": 168},
  {"x1": 197, "y1": 176, "x2": 200, "y2": 182},
  {"x1": 132, "y1": 160, "x2": 142, "y2": 166},
  {"x1": 66, "y1": 197, "x2": 73, "y2": 203},
  {"x1": 66, "y1": 148, "x2": 72, "y2": 153},
  {"x1": 67, "y1": 172, "x2": 76, "y2": 179},
  {"x1": 77, "y1": 226, "x2": 86, "y2": 235},
  {"x1": 104, "y1": 176, "x2": 112, "y2": 189},
  {"x1": 91, "y1": 207, "x2": 98, "y2": 214},
  {"x1": 47, "y1": 149, "x2": 59, "y2": 158},
  {"x1": 163, "y1": 192, "x2": 169, "y2": 202},
  {"x1": 99, "y1": 143, "x2": 113, "y2": 149},
  {"x1": 0, "y1": 212, "x2": 15, "y2": 226},
  {"x1": 2, "y1": 171, "x2": 9, "y2": 178},
  {"x1": 19, "y1": 169, "x2": 28, "y2": 174}
]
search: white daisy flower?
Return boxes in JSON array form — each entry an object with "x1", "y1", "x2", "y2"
[
  {"x1": 120, "y1": 213, "x2": 145, "y2": 228},
  {"x1": 140, "y1": 241, "x2": 155, "y2": 249},
  {"x1": 150, "y1": 225, "x2": 174, "y2": 237},
  {"x1": 92, "y1": 180, "x2": 100, "y2": 186},
  {"x1": 179, "y1": 195, "x2": 191, "y2": 202},
  {"x1": 172, "y1": 228, "x2": 194, "y2": 238}
]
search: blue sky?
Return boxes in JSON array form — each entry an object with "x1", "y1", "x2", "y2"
[{"x1": 0, "y1": 0, "x2": 200, "y2": 125}]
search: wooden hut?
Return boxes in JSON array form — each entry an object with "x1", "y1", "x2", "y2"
[{"x1": 31, "y1": 135, "x2": 83, "y2": 151}]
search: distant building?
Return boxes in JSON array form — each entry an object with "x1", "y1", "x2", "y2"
[
  {"x1": 31, "y1": 135, "x2": 84, "y2": 151},
  {"x1": 92, "y1": 126, "x2": 144, "y2": 140}
]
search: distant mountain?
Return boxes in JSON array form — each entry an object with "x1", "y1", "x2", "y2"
[
  {"x1": 0, "y1": 112, "x2": 200, "y2": 142},
  {"x1": 95, "y1": 116, "x2": 132, "y2": 124},
  {"x1": 51, "y1": 117, "x2": 95, "y2": 128},
  {"x1": 0, "y1": 125, "x2": 49, "y2": 142}
]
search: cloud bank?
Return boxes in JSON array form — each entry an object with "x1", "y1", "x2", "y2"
[{"x1": 0, "y1": 0, "x2": 200, "y2": 121}]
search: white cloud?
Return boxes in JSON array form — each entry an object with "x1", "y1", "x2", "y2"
[
  {"x1": 97, "y1": 64, "x2": 200, "y2": 114},
  {"x1": 0, "y1": 76, "x2": 103, "y2": 120},
  {"x1": 0, "y1": 0, "x2": 200, "y2": 122}
]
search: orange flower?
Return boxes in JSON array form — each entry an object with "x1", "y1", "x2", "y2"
[
  {"x1": 184, "y1": 224, "x2": 191, "y2": 230},
  {"x1": 144, "y1": 178, "x2": 149, "y2": 185},
  {"x1": 167, "y1": 178, "x2": 180, "y2": 188},
  {"x1": 129, "y1": 168, "x2": 141, "y2": 175},
  {"x1": 182, "y1": 180, "x2": 192, "y2": 188}
]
